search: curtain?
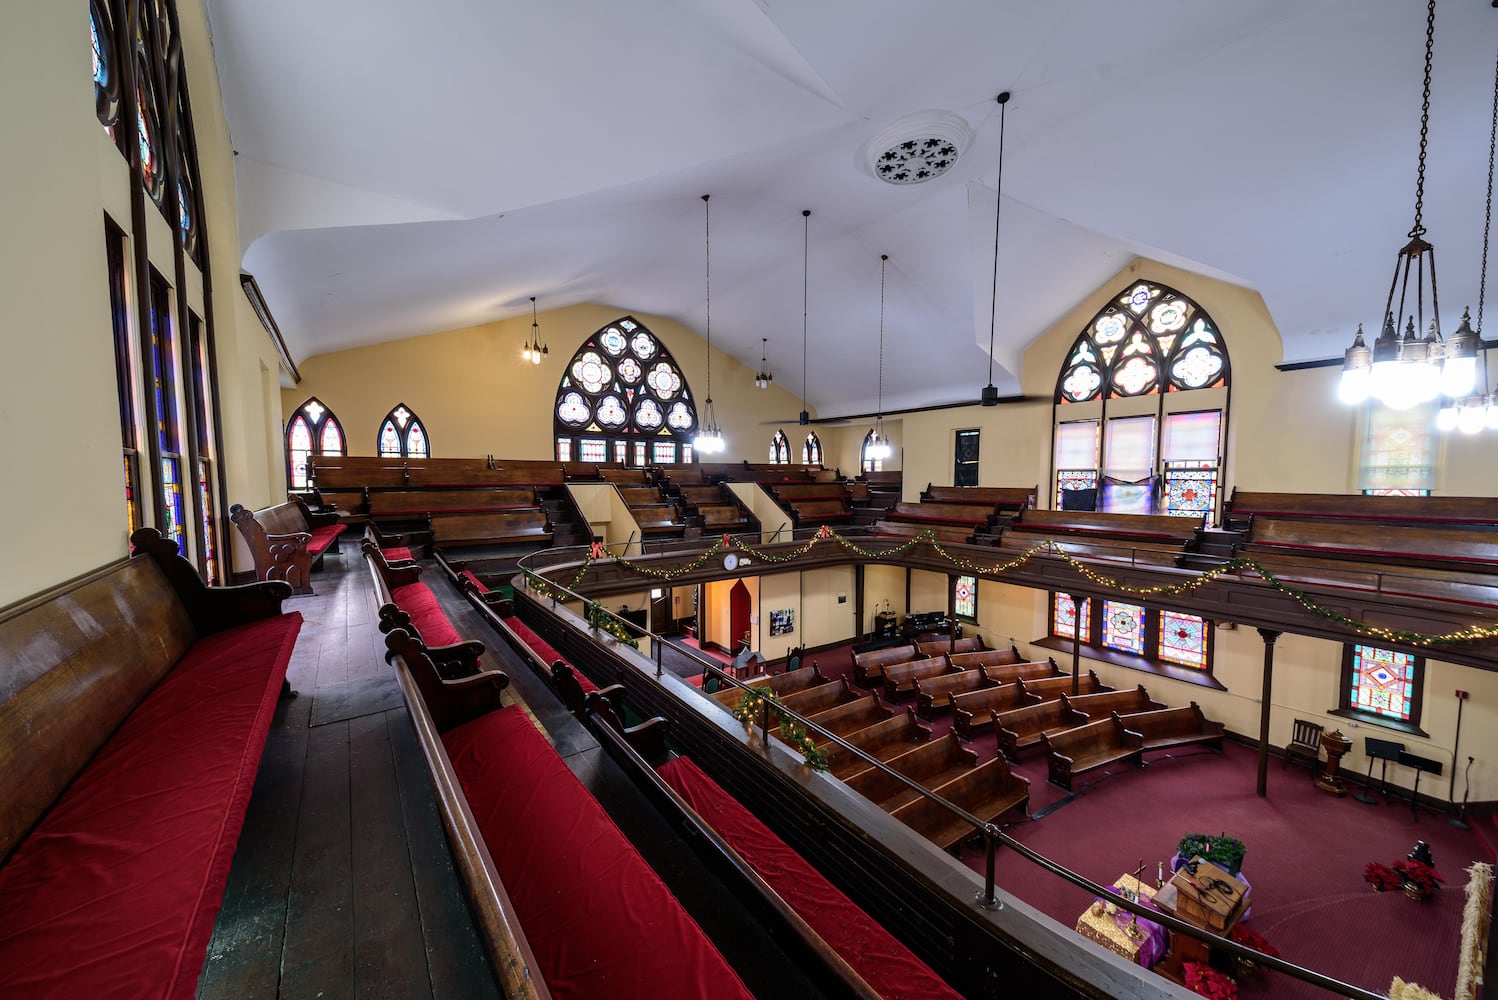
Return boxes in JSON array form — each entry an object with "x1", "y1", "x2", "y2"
[
  {"x1": 1163, "y1": 410, "x2": 1221, "y2": 462},
  {"x1": 1055, "y1": 420, "x2": 1099, "y2": 470},
  {"x1": 1104, "y1": 415, "x2": 1157, "y2": 481}
]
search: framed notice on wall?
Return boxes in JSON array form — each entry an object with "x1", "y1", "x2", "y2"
[{"x1": 769, "y1": 608, "x2": 795, "y2": 636}]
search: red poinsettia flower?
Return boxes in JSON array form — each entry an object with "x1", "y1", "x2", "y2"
[
  {"x1": 1364, "y1": 861, "x2": 1403, "y2": 891},
  {"x1": 1184, "y1": 962, "x2": 1239, "y2": 1000},
  {"x1": 1229, "y1": 924, "x2": 1280, "y2": 958}
]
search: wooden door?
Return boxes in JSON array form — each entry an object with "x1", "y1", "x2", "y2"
[{"x1": 730, "y1": 580, "x2": 751, "y2": 653}]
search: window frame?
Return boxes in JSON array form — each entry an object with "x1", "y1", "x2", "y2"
[
  {"x1": 954, "y1": 429, "x2": 979, "y2": 487},
  {"x1": 1331, "y1": 644, "x2": 1429, "y2": 736},
  {"x1": 769, "y1": 430, "x2": 790, "y2": 464},
  {"x1": 953, "y1": 575, "x2": 978, "y2": 623},
  {"x1": 1039, "y1": 591, "x2": 1223, "y2": 690},
  {"x1": 286, "y1": 397, "x2": 346, "y2": 491},
  {"x1": 861, "y1": 429, "x2": 884, "y2": 473},
  {"x1": 377, "y1": 402, "x2": 430, "y2": 459},
  {"x1": 802, "y1": 432, "x2": 822, "y2": 465}
]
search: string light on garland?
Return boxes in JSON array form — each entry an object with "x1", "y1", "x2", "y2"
[{"x1": 732, "y1": 686, "x2": 829, "y2": 770}]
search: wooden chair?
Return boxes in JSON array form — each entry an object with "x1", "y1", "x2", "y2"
[{"x1": 1283, "y1": 719, "x2": 1323, "y2": 775}]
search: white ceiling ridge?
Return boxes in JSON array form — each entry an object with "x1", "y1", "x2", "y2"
[{"x1": 680, "y1": 0, "x2": 848, "y2": 110}]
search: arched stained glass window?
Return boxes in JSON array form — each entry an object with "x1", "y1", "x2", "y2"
[
  {"x1": 133, "y1": 16, "x2": 167, "y2": 207},
  {"x1": 802, "y1": 432, "x2": 822, "y2": 465},
  {"x1": 861, "y1": 429, "x2": 884, "y2": 473},
  {"x1": 90, "y1": 0, "x2": 121, "y2": 136},
  {"x1": 377, "y1": 403, "x2": 430, "y2": 458},
  {"x1": 554, "y1": 317, "x2": 697, "y2": 464},
  {"x1": 285, "y1": 397, "x2": 345, "y2": 490},
  {"x1": 769, "y1": 430, "x2": 790, "y2": 464},
  {"x1": 1056, "y1": 282, "x2": 1229, "y2": 403}
]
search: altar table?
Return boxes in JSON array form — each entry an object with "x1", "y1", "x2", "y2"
[{"x1": 1074, "y1": 874, "x2": 1168, "y2": 968}]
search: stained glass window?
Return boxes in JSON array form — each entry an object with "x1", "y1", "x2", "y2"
[
  {"x1": 90, "y1": 0, "x2": 121, "y2": 137},
  {"x1": 1158, "y1": 612, "x2": 1208, "y2": 669},
  {"x1": 285, "y1": 398, "x2": 345, "y2": 490},
  {"x1": 654, "y1": 441, "x2": 678, "y2": 464},
  {"x1": 954, "y1": 576, "x2": 977, "y2": 620},
  {"x1": 803, "y1": 433, "x2": 822, "y2": 465},
  {"x1": 375, "y1": 404, "x2": 430, "y2": 459},
  {"x1": 1056, "y1": 283, "x2": 1229, "y2": 403},
  {"x1": 1102, "y1": 601, "x2": 1146, "y2": 655},
  {"x1": 861, "y1": 429, "x2": 884, "y2": 473},
  {"x1": 1052, "y1": 593, "x2": 1091, "y2": 643},
  {"x1": 1364, "y1": 488, "x2": 1431, "y2": 497},
  {"x1": 106, "y1": 225, "x2": 141, "y2": 538},
  {"x1": 161, "y1": 456, "x2": 184, "y2": 547},
  {"x1": 556, "y1": 437, "x2": 572, "y2": 462},
  {"x1": 770, "y1": 430, "x2": 790, "y2": 464},
  {"x1": 1346, "y1": 645, "x2": 1421, "y2": 723},
  {"x1": 580, "y1": 439, "x2": 608, "y2": 463},
  {"x1": 199, "y1": 463, "x2": 217, "y2": 584},
  {"x1": 1163, "y1": 464, "x2": 1218, "y2": 517},
  {"x1": 1357, "y1": 404, "x2": 1437, "y2": 493},
  {"x1": 554, "y1": 317, "x2": 697, "y2": 463}
]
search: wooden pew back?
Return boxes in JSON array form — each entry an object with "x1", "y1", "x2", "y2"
[
  {"x1": 1246, "y1": 517, "x2": 1498, "y2": 569},
  {"x1": 983, "y1": 659, "x2": 1060, "y2": 685},
  {"x1": 1017, "y1": 672, "x2": 1111, "y2": 701},
  {"x1": 923, "y1": 485, "x2": 1036, "y2": 510},
  {"x1": 429, "y1": 511, "x2": 551, "y2": 547},
  {"x1": 823, "y1": 711, "x2": 931, "y2": 779},
  {"x1": 845, "y1": 733, "x2": 976, "y2": 804},
  {"x1": 1227, "y1": 489, "x2": 1498, "y2": 527},
  {"x1": 852, "y1": 643, "x2": 918, "y2": 686},
  {"x1": 1116, "y1": 703, "x2": 1224, "y2": 743},
  {"x1": 882, "y1": 655, "x2": 953, "y2": 698},
  {"x1": 949, "y1": 682, "x2": 1039, "y2": 739},
  {"x1": 946, "y1": 648, "x2": 1019, "y2": 670},
  {"x1": 1060, "y1": 686, "x2": 1164, "y2": 719},
  {"x1": 871, "y1": 521, "x2": 971, "y2": 544},
  {"x1": 887, "y1": 757, "x2": 1029, "y2": 849},
  {"x1": 711, "y1": 663, "x2": 827, "y2": 710},
  {"x1": 778, "y1": 678, "x2": 858, "y2": 715},
  {"x1": 369, "y1": 488, "x2": 537, "y2": 516},
  {"x1": 993, "y1": 699, "x2": 1089, "y2": 759},
  {"x1": 891, "y1": 501, "x2": 997, "y2": 525},
  {"x1": 1011, "y1": 508, "x2": 1202, "y2": 541}
]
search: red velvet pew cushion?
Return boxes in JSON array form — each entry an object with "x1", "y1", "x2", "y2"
[
  {"x1": 500, "y1": 615, "x2": 598, "y2": 693},
  {"x1": 0, "y1": 612, "x2": 302, "y2": 1000},
  {"x1": 443, "y1": 707, "x2": 752, "y2": 1000},
  {"x1": 461, "y1": 569, "x2": 488, "y2": 593},
  {"x1": 659, "y1": 756, "x2": 964, "y2": 1000},
  {"x1": 307, "y1": 522, "x2": 346, "y2": 557},
  {"x1": 382, "y1": 545, "x2": 414, "y2": 562},
  {"x1": 392, "y1": 581, "x2": 466, "y2": 650}
]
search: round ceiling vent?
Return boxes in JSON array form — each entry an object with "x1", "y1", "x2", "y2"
[{"x1": 863, "y1": 110, "x2": 975, "y2": 185}]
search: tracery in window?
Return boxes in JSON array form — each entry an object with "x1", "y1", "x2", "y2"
[
  {"x1": 286, "y1": 397, "x2": 345, "y2": 490},
  {"x1": 378, "y1": 403, "x2": 429, "y2": 458},
  {"x1": 861, "y1": 429, "x2": 884, "y2": 473},
  {"x1": 1056, "y1": 283, "x2": 1229, "y2": 403},
  {"x1": 803, "y1": 433, "x2": 822, "y2": 465},
  {"x1": 554, "y1": 317, "x2": 697, "y2": 463},
  {"x1": 769, "y1": 430, "x2": 790, "y2": 464},
  {"x1": 90, "y1": 0, "x2": 121, "y2": 136}
]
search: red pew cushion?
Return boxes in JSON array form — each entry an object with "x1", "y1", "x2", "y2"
[
  {"x1": 307, "y1": 522, "x2": 346, "y2": 557},
  {"x1": 382, "y1": 545, "x2": 414, "y2": 562},
  {"x1": 659, "y1": 756, "x2": 963, "y2": 1000},
  {"x1": 0, "y1": 612, "x2": 302, "y2": 1000},
  {"x1": 461, "y1": 569, "x2": 488, "y2": 593},
  {"x1": 392, "y1": 581, "x2": 464, "y2": 649},
  {"x1": 443, "y1": 707, "x2": 752, "y2": 1000},
  {"x1": 501, "y1": 616, "x2": 597, "y2": 693}
]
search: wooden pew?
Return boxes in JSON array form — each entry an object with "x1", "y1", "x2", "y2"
[
  {"x1": 230, "y1": 498, "x2": 346, "y2": 596},
  {"x1": 844, "y1": 734, "x2": 977, "y2": 812},
  {"x1": 368, "y1": 488, "x2": 538, "y2": 518},
  {"x1": 985, "y1": 659, "x2": 1061, "y2": 685},
  {"x1": 615, "y1": 484, "x2": 665, "y2": 505},
  {"x1": 852, "y1": 643, "x2": 917, "y2": 687},
  {"x1": 871, "y1": 520, "x2": 972, "y2": 544},
  {"x1": 1041, "y1": 719, "x2": 1144, "y2": 791},
  {"x1": 779, "y1": 677, "x2": 860, "y2": 716},
  {"x1": 1010, "y1": 508, "x2": 1203, "y2": 542},
  {"x1": 710, "y1": 663, "x2": 827, "y2": 711},
  {"x1": 631, "y1": 507, "x2": 694, "y2": 537},
  {"x1": 1226, "y1": 489, "x2": 1498, "y2": 528},
  {"x1": 993, "y1": 698, "x2": 1090, "y2": 761},
  {"x1": 922, "y1": 485, "x2": 1036, "y2": 511},
  {"x1": 598, "y1": 468, "x2": 651, "y2": 485},
  {"x1": 678, "y1": 485, "x2": 728, "y2": 505},
  {"x1": 1115, "y1": 703, "x2": 1226, "y2": 754},
  {"x1": 429, "y1": 510, "x2": 552, "y2": 548},
  {"x1": 790, "y1": 499, "x2": 856, "y2": 525},
  {"x1": 1017, "y1": 672, "x2": 1112, "y2": 702},
  {"x1": 1059, "y1": 685, "x2": 1164, "y2": 720},
  {"x1": 888, "y1": 757, "x2": 1030, "y2": 850},
  {"x1": 805, "y1": 694, "x2": 895, "y2": 744},
  {"x1": 941, "y1": 644, "x2": 1014, "y2": 667},
  {"x1": 889, "y1": 501, "x2": 998, "y2": 527},
  {"x1": 882, "y1": 655, "x2": 957, "y2": 700},
  {"x1": 663, "y1": 467, "x2": 707, "y2": 486},
  {"x1": 1244, "y1": 517, "x2": 1498, "y2": 572},
  {"x1": 1234, "y1": 548, "x2": 1498, "y2": 610},
  {"x1": 996, "y1": 531, "x2": 1187, "y2": 568},
  {"x1": 697, "y1": 504, "x2": 753, "y2": 530},
  {"x1": 774, "y1": 483, "x2": 850, "y2": 502},
  {"x1": 914, "y1": 668, "x2": 993, "y2": 720},
  {"x1": 950, "y1": 682, "x2": 1039, "y2": 740},
  {"x1": 822, "y1": 711, "x2": 933, "y2": 780}
]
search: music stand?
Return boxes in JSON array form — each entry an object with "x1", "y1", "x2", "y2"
[
  {"x1": 1354, "y1": 738, "x2": 1404, "y2": 805},
  {"x1": 1397, "y1": 751, "x2": 1442, "y2": 820}
]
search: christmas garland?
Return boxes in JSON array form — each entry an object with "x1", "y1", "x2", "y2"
[
  {"x1": 527, "y1": 526, "x2": 1498, "y2": 648},
  {"x1": 731, "y1": 685, "x2": 829, "y2": 771},
  {"x1": 585, "y1": 600, "x2": 639, "y2": 649}
]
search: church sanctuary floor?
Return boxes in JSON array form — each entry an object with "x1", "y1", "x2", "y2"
[{"x1": 198, "y1": 551, "x2": 832, "y2": 1000}]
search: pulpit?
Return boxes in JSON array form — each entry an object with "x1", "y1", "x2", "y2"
[
  {"x1": 1314, "y1": 729, "x2": 1354, "y2": 796},
  {"x1": 1152, "y1": 858, "x2": 1250, "y2": 984}
]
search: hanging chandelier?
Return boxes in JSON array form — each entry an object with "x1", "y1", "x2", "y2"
[
  {"x1": 1437, "y1": 32, "x2": 1498, "y2": 434},
  {"x1": 522, "y1": 296, "x2": 548, "y2": 366},
  {"x1": 800, "y1": 209, "x2": 812, "y2": 426},
  {"x1": 981, "y1": 91, "x2": 1011, "y2": 407},
  {"x1": 866, "y1": 255, "x2": 893, "y2": 461},
  {"x1": 693, "y1": 194, "x2": 725, "y2": 454},
  {"x1": 755, "y1": 338, "x2": 774, "y2": 389},
  {"x1": 1340, "y1": 0, "x2": 1478, "y2": 410}
]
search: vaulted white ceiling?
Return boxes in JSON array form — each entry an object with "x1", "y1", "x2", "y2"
[{"x1": 209, "y1": 0, "x2": 1498, "y2": 417}]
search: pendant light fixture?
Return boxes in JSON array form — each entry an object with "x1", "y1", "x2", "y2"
[
  {"x1": 866, "y1": 255, "x2": 893, "y2": 461},
  {"x1": 693, "y1": 194, "x2": 725, "y2": 454},
  {"x1": 755, "y1": 338, "x2": 774, "y2": 389},
  {"x1": 799, "y1": 209, "x2": 812, "y2": 426},
  {"x1": 1438, "y1": 31, "x2": 1498, "y2": 434},
  {"x1": 981, "y1": 91, "x2": 1011, "y2": 407},
  {"x1": 522, "y1": 296, "x2": 548, "y2": 365},
  {"x1": 1339, "y1": 0, "x2": 1477, "y2": 409}
]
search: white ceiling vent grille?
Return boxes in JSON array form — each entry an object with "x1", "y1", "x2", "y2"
[{"x1": 864, "y1": 110, "x2": 975, "y2": 185}]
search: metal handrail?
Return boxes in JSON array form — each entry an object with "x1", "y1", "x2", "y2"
[{"x1": 515, "y1": 552, "x2": 1389, "y2": 1000}]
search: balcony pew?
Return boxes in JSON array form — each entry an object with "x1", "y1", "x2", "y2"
[
  {"x1": 368, "y1": 487, "x2": 539, "y2": 520},
  {"x1": 1225, "y1": 489, "x2": 1498, "y2": 528},
  {"x1": 789, "y1": 499, "x2": 856, "y2": 526},
  {"x1": 1041, "y1": 718, "x2": 1145, "y2": 791},
  {"x1": 921, "y1": 485, "x2": 1037, "y2": 513},
  {"x1": 844, "y1": 734, "x2": 978, "y2": 812},
  {"x1": 230, "y1": 497, "x2": 347, "y2": 596},
  {"x1": 1243, "y1": 517, "x2": 1498, "y2": 573},
  {"x1": 364, "y1": 543, "x2": 487, "y2": 680},
  {"x1": 888, "y1": 757, "x2": 1030, "y2": 850},
  {"x1": 429, "y1": 510, "x2": 552, "y2": 549},
  {"x1": 823, "y1": 711, "x2": 933, "y2": 780},
  {"x1": 870, "y1": 520, "x2": 973, "y2": 544},
  {"x1": 1114, "y1": 703, "x2": 1226, "y2": 754}
]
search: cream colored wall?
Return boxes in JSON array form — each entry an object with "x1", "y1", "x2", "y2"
[
  {"x1": 862, "y1": 564, "x2": 908, "y2": 634},
  {"x1": 800, "y1": 566, "x2": 858, "y2": 650},
  {"x1": 566, "y1": 484, "x2": 641, "y2": 553},
  {"x1": 285, "y1": 304, "x2": 812, "y2": 462},
  {"x1": 589, "y1": 590, "x2": 652, "y2": 658},
  {"x1": 727, "y1": 483, "x2": 794, "y2": 542},
  {"x1": 0, "y1": 0, "x2": 287, "y2": 606},
  {"x1": 758, "y1": 572, "x2": 802, "y2": 662},
  {"x1": 909, "y1": 569, "x2": 950, "y2": 617}
]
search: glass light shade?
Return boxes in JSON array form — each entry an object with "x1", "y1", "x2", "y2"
[
  {"x1": 1369, "y1": 359, "x2": 1401, "y2": 401},
  {"x1": 531, "y1": 348, "x2": 543, "y2": 366},
  {"x1": 1440, "y1": 354, "x2": 1478, "y2": 398},
  {"x1": 1436, "y1": 404, "x2": 1460, "y2": 431},
  {"x1": 1458, "y1": 401, "x2": 1488, "y2": 435},
  {"x1": 694, "y1": 429, "x2": 725, "y2": 454},
  {"x1": 1488, "y1": 402, "x2": 1498, "y2": 430},
  {"x1": 1339, "y1": 367, "x2": 1371, "y2": 405}
]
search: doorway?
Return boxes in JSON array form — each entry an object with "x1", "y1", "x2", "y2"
[{"x1": 729, "y1": 580, "x2": 752, "y2": 654}]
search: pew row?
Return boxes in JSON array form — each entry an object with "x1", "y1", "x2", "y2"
[
  {"x1": 915, "y1": 659, "x2": 1056, "y2": 720},
  {"x1": 950, "y1": 670, "x2": 1109, "y2": 740},
  {"x1": 710, "y1": 662, "x2": 829, "y2": 711},
  {"x1": 993, "y1": 699, "x2": 1090, "y2": 762},
  {"x1": 882, "y1": 655, "x2": 957, "y2": 700},
  {"x1": 1041, "y1": 719, "x2": 1145, "y2": 791},
  {"x1": 0, "y1": 528, "x2": 302, "y2": 998},
  {"x1": 1115, "y1": 704, "x2": 1226, "y2": 754},
  {"x1": 845, "y1": 734, "x2": 978, "y2": 812},
  {"x1": 887, "y1": 757, "x2": 1030, "y2": 850},
  {"x1": 822, "y1": 710, "x2": 934, "y2": 780},
  {"x1": 231, "y1": 497, "x2": 347, "y2": 595},
  {"x1": 1059, "y1": 685, "x2": 1165, "y2": 720},
  {"x1": 364, "y1": 543, "x2": 487, "y2": 680}
]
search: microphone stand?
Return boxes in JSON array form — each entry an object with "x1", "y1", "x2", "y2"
[{"x1": 1451, "y1": 756, "x2": 1474, "y2": 830}]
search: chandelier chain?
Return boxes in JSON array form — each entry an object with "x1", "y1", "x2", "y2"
[
  {"x1": 987, "y1": 95, "x2": 1007, "y2": 385},
  {"x1": 1411, "y1": 0, "x2": 1435, "y2": 238},
  {"x1": 702, "y1": 195, "x2": 711, "y2": 399},
  {"x1": 877, "y1": 255, "x2": 887, "y2": 417},
  {"x1": 802, "y1": 210, "x2": 810, "y2": 414},
  {"x1": 1480, "y1": 38, "x2": 1498, "y2": 340}
]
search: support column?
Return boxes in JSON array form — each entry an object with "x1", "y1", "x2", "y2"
[
  {"x1": 947, "y1": 575, "x2": 958, "y2": 644},
  {"x1": 1256, "y1": 628, "x2": 1281, "y2": 797},
  {"x1": 854, "y1": 564, "x2": 865, "y2": 640},
  {"x1": 1067, "y1": 594, "x2": 1081, "y2": 696}
]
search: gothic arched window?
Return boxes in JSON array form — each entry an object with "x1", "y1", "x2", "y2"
[
  {"x1": 1056, "y1": 282, "x2": 1229, "y2": 404},
  {"x1": 89, "y1": 0, "x2": 121, "y2": 138},
  {"x1": 802, "y1": 432, "x2": 822, "y2": 465},
  {"x1": 769, "y1": 430, "x2": 790, "y2": 464},
  {"x1": 554, "y1": 316, "x2": 697, "y2": 464},
  {"x1": 378, "y1": 403, "x2": 430, "y2": 459},
  {"x1": 861, "y1": 429, "x2": 884, "y2": 473},
  {"x1": 286, "y1": 397, "x2": 345, "y2": 490}
]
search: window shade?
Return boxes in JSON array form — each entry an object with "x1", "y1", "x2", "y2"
[
  {"x1": 1104, "y1": 415, "x2": 1157, "y2": 481},
  {"x1": 1055, "y1": 420, "x2": 1100, "y2": 469},
  {"x1": 1163, "y1": 410, "x2": 1221, "y2": 462},
  {"x1": 1357, "y1": 404, "x2": 1437, "y2": 491}
]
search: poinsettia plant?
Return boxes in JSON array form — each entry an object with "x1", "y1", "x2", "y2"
[
  {"x1": 1364, "y1": 861, "x2": 1404, "y2": 892},
  {"x1": 1394, "y1": 858, "x2": 1444, "y2": 897},
  {"x1": 1228, "y1": 924, "x2": 1280, "y2": 958},
  {"x1": 1184, "y1": 962, "x2": 1239, "y2": 1000}
]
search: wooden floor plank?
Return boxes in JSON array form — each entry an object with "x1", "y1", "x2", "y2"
[{"x1": 348, "y1": 711, "x2": 434, "y2": 1000}]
